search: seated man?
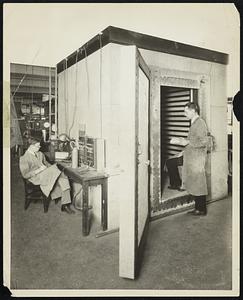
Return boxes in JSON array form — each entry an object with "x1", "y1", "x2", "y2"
[
  {"x1": 165, "y1": 151, "x2": 184, "y2": 191},
  {"x1": 19, "y1": 136, "x2": 75, "y2": 214}
]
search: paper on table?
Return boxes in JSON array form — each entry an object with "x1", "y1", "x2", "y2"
[{"x1": 170, "y1": 137, "x2": 188, "y2": 146}]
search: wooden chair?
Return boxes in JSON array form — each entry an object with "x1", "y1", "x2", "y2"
[{"x1": 23, "y1": 179, "x2": 51, "y2": 213}]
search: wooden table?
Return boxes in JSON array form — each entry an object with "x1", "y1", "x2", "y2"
[{"x1": 58, "y1": 162, "x2": 108, "y2": 236}]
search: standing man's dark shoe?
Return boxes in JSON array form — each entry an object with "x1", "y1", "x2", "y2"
[
  {"x1": 192, "y1": 210, "x2": 207, "y2": 216},
  {"x1": 61, "y1": 204, "x2": 75, "y2": 214},
  {"x1": 187, "y1": 209, "x2": 207, "y2": 216}
]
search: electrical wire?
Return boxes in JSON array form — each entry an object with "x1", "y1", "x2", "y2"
[
  {"x1": 84, "y1": 46, "x2": 90, "y2": 107},
  {"x1": 68, "y1": 49, "x2": 80, "y2": 137},
  {"x1": 66, "y1": 59, "x2": 69, "y2": 134},
  {"x1": 64, "y1": 59, "x2": 68, "y2": 133},
  {"x1": 31, "y1": 65, "x2": 33, "y2": 124},
  {"x1": 11, "y1": 47, "x2": 41, "y2": 100},
  {"x1": 99, "y1": 33, "x2": 103, "y2": 138},
  {"x1": 11, "y1": 75, "x2": 27, "y2": 101}
]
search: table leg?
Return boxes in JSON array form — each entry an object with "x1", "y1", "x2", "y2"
[
  {"x1": 82, "y1": 182, "x2": 89, "y2": 236},
  {"x1": 101, "y1": 178, "x2": 108, "y2": 231}
]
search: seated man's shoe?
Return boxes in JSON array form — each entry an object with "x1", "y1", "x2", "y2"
[
  {"x1": 177, "y1": 187, "x2": 186, "y2": 192},
  {"x1": 61, "y1": 204, "x2": 75, "y2": 214},
  {"x1": 67, "y1": 205, "x2": 76, "y2": 214},
  {"x1": 194, "y1": 210, "x2": 207, "y2": 216},
  {"x1": 168, "y1": 185, "x2": 180, "y2": 190},
  {"x1": 189, "y1": 210, "x2": 207, "y2": 216},
  {"x1": 55, "y1": 197, "x2": 61, "y2": 204}
]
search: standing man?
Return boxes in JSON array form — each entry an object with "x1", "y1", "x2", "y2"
[{"x1": 170, "y1": 102, "x2": 208, "y2": 216}]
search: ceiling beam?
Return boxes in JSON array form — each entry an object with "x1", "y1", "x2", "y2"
[{"x1": 57, "y1": 25, "x2": 228, "y2": 74}]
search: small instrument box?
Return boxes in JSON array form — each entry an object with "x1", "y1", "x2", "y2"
[{"x1": 78, "y1": 136, "x2": 106, "y2": 170}]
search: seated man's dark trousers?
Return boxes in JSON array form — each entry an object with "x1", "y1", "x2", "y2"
[{"x1": 165, "y1": 155, "x2": 183, "y2": 188}]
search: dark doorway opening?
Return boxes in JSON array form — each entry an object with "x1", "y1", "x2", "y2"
[{"x1": 160, "y1": 86, "x2": 198, "y2": 202}]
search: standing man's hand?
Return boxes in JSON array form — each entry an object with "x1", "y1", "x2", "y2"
[{"x1": 170, "y1": 137, "x2": 189, "y2": 146}]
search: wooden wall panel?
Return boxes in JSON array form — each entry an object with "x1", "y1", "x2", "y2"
[{"x1": 58, "y1": 44, "x2": 136, "y2": 231}]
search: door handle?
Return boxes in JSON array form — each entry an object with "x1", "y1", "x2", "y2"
[
  {"x1": 137, "y1": 159, "x2": 150, "y2": 165},
  {"x1": 145, "y1": 160, "x2": 150, "y2": 166}
]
